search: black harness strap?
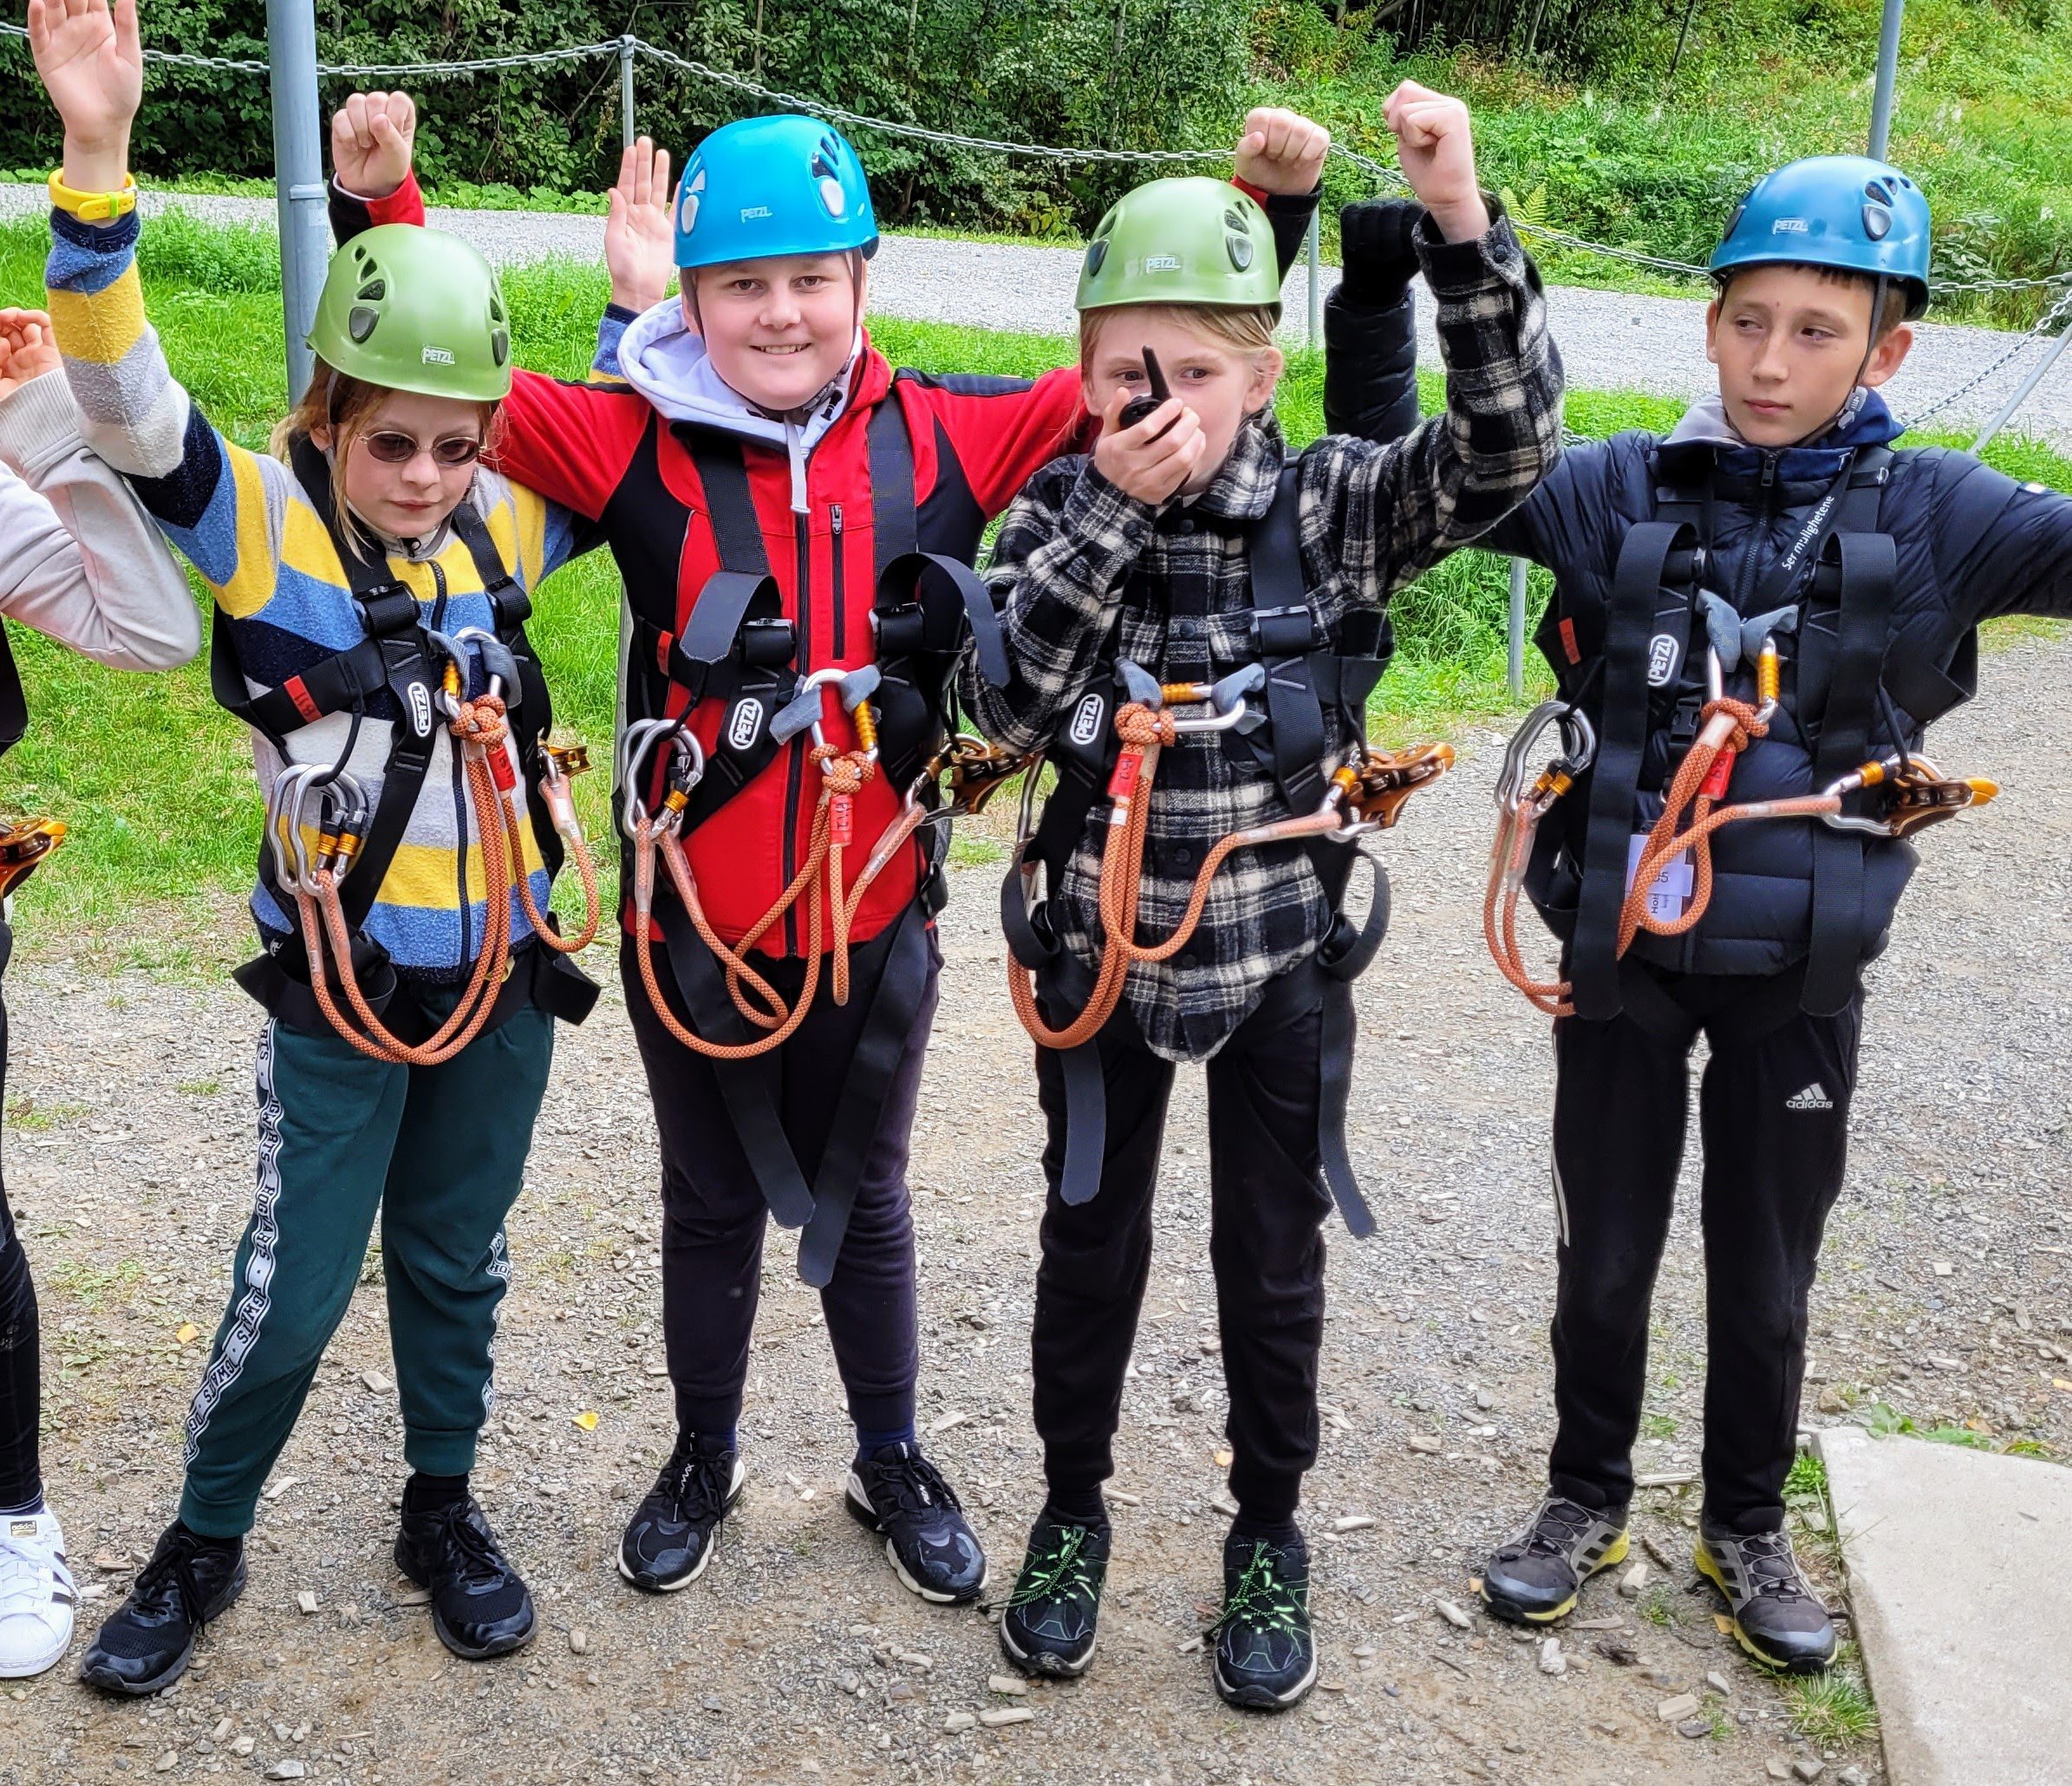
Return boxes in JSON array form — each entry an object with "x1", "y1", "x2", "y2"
[
  {"x1": 0, "y1": 627, "x2": 24, "y2": 760},
  {"x1": 1803, "y1": 526, "x2": 1898, "y2": 1014},
  {"x1": 1569, "y1": 519, "x2": 1693, "y2": 1020}
]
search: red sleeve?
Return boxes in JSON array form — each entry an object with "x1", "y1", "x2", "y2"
[
  {"x1": 327, "y1": 169, "x2": 427, "y2": 244},
  {"x1": 906, "y1": 365, "x2": 1091, "y2": 521},
  {"x1": 486, "y1": 369, "x2": 650, "y2": 522}
]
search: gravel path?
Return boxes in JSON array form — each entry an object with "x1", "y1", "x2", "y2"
[
  {"x1": 3, "y1": 183, "x2": 2069, "y2": 452},
  {"x1": 1, "y1": 623, "x2": 2067, "y2": 1784}
]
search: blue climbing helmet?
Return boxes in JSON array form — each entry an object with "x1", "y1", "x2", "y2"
[
  {"x1": 1710, "y1": 155, "x2": 1932, "y2": 319},
  {"x1": 674, "y1": 114, "x2": 878, "y2": 271}
]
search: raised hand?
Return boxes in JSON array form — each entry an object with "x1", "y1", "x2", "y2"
[
  {"x1": 1235, "y1": 108, "x2": 1330, "y2": 199},
  {"x1": 28, "y1": 0, "x2": 142, "y2": 195},
  {"x1": 0, "y1": 310, "x2": 62, "y2": 401},
  {"x1": 331, "y1": 90, "x2": 417, "y2": 199},
  {"x1": 1382, "y1": 81, "x2": 1490, "y2": 243},
  {"x1": 604, "y1": 135, "x2": 676, "y2": 314},
  {"x1": 1092, "y1": 386, "x2": 1204, "y2": 507}
]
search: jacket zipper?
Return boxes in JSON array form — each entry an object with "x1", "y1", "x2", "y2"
[
  {"x1": 831, "y1": 505, "x2": 846, "y2": 658},
  {"x1": 781, "y1": 507, "x2": 812, "y2": 955}
]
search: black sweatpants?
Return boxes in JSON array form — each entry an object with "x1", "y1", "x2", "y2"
[
  {"x1": 1031, "y1": 971, "x2": 1333, "y2": 1524},
  {"x1": 622, "y1": 922, "x2": 937, "y2": 1443},
  {"x1": 0, "y1": 927, "x2": 40, "y2": 1512},
  {"x1": 1547, "y1": 967, "x2": 1862, "y2": 1535}
]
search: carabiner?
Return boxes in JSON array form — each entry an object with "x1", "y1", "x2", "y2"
[
  {"x1": 1495, "y1": 700, "x2": 1596, "y2": 815},
  {"x1": 616, "y1": 718, "x2": 707, "y2": 841},
  {"x1": 449, "y1": 625, "x2": 520, "y2": 712}
]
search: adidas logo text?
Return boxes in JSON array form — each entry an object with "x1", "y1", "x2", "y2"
[{"x1": 1785, "y1": 1082, "x2": 1834, "y2": 1111}]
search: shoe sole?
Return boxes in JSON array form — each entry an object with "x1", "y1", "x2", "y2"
[
  {"x1": 842, "y1": 1480, "x2": 988, "y2": 1606},
  {"x1": 616, "y1": 1462, "x2": 746, "y2": 1594},
  {"x1": 1481, "y1": 1528, "x2": 1631, "y2": 1626},
  {"x1": 0, "y1": 1618, "x2": 74, "y2": 1679},
  {"x1": 393, "y1": 1542, "x2": 538, "y2": 1662},
  {"x1": 78, "y1": 1560, "x2": 248, "y2": 1698},
  {"x1": 1211, "y1": 1646, "x2": 1319, "y2": 1711},
  {"x1": 1692, "y1": 1543, "x2": 1836, "y2": 1677},
  {"x1": 998, "y1": 1618, "x2": 1096, "y2": 1679}
]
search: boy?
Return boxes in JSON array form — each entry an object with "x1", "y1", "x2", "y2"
[
  {"x1": 966, "y1": 82, "x2": 1562, "y2": 1709},
  {"x1": 345, "y1": 95, "x2": 1362, "y2": 1605},
  {"x1": 1333, "y1": 158, "x2": 2072, "y2": 1673}
]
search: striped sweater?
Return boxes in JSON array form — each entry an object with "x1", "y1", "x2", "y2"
[{"x1": 46, "y1": 207, "x2": 599, "y2": 979}]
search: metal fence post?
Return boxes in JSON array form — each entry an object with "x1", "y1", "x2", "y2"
[
  {"x1": 266, "y1": 0, "x2": 328, "y2": 401},
  {"x1": 1971, "y1": 321, "x2": 2072, "y2": 454},
  {"x1": 620, "y1": 36, "x2": 637, "y2": 148},
  {"x1": 1306, "y1": 209, "x2": 1322, "y2": 348},
  {"x1": 1508, "y1": 557, "x2": 1528, "y2": 701},
  {"x1": 1868, "y1": 0, "x2": 1905, "y2": 160}
]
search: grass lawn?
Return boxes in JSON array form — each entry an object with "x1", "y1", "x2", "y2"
[{"x1": 0, "y1": 212, "x2": 2066, "y2": 969}]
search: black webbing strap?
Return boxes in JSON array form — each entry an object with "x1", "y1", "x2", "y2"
[
  {"x1": 1030, "y1": 948, "x2": 1110, "y2": 1207},
  {"x1": 796, "y1": 901, "x2": 934, "y2": 1287},
  {"x1": 1315, "y1": 975, "x2": 1376, "y2": 1238},
  {"x1": 0, "y1": 629, "x2": 22, "y2": 762},
  {"x1": 648, "y1": 897, "x2": 817, "y2": 1229},
  {"x1": 1570, "y1": 519, "x2": 1692, "y2": 1020},
  {"x1": 1248, "y1": 463, "x2": 1332, "y2": 817},
  {"x1": 1803, "y1": 526, "x2": 1898, "y2": 1015}
]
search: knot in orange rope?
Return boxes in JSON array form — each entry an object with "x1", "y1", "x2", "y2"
[
  {"x1": 1699, "y1": 695, "x2": 1767, "y2": 757},
  {"x1": 451, "y1": 692, "x2": 509, "y2": 754},
  {"x1": 1115, "y1": 702, "x2": 1177, "y2": 749}
]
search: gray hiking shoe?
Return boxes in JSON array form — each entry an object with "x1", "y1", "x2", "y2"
[
  {"x1": 1480, "y1": 1495, "x2": 1630, "y2": 1625},
  {"x1": 1696, "y1": 1522, "x2": 1837, "y2": 1675}
]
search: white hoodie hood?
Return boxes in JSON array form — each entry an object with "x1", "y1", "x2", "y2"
[{"x1": 616, "y1": 297, "x2": 861, "y2": 513}]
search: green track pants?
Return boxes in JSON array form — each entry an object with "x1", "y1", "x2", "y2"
[{"x1": 178, "y1": 990, "x2": 555, "y2": 1538}]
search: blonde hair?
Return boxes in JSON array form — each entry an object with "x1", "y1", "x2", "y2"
[
  {"x1": 270, "y1": 358, "x2": 501, "y2": 555},
  {"x1": 1078, "y1": 303, "x2": 1280, "y2": 373}
]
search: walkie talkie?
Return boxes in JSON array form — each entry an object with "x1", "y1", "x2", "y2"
[{"x1": 1118, "y1": 345, "x2": 1174, "y2": 433}]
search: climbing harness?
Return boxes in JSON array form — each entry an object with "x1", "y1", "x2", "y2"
[
  {"x1": 1007, "y1": 660, "x2": 1451, "y2": 1050},
  {"x1": 1488, "y1": 441, "x2": 2003, "y2": 1021},
  {"x1": 998, "y1": 459, "x2": 1448, "y2": 1236},
  {"x1": 224, "y1": 435, "x2": 602, "y2": 1052}
]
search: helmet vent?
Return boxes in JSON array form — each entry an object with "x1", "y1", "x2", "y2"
[
  {"x1": 1085, "y1": 239, "x2": 1109, "y2": 278},
  {"x1": 1864, "y1": 177, "x2": 1899, "y2": 204},
  {"x1": 1723, "y1": 201, "x2": 1747, "y2": 240},
  {"x1": 1862, "y1": 202, "x2": 1893, "y2": 241},
  {"x1": 347, "y1": 304, "x2": 380, "y2": 344},
  {"x1": 492, "y1": 328, "x2": 510, "y2": 368},
  {"x1": 355, "y1": 277, "x2": 385, "y2": 303},
  {"x1": 1223, "y1": 209, "x2": 1245, "y2": 231},
  {"x1": 1227, "y1": 233, "x2": 1254, "y2": 272}
]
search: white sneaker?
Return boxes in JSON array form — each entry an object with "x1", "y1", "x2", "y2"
[{"x1": 0, "y1": 1508, "x2": 76, "y2": 1678}]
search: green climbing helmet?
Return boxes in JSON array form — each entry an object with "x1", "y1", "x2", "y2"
[
  {"x1": 308, "y1": 225, "x2": 513, "y2": 403},
  {"x1": 1076, "y1": 177, "x2": 1280, "y2": 316}
]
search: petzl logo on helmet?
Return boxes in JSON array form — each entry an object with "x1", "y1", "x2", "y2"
[
  {"x1": 408, "y1": 681, "x2": 434, "y2": 739},
  {"x1": 421, "y1": 346, "x2": 455, "y2": 365},
  {"x1": 1145, "y1": 255, "x2": 1181, "y2": 271},
  {"x1": 1771, "y1": 216, "x2": 1811, "y2": 234},
  {"x1": 1069, "y1": 693, "x2": 1105, "y2": 748},
  {"x1": 740, "y1": 205, "x2": 773, "y2": 221},
  {"x1": 1646, "y1": 634, "x2": 1681, "y2": 687},
  {"x1": 727, "y1": 698, "x2": 765, "y2": 751}
]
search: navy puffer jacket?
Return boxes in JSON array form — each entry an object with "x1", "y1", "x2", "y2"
[{"x1": 1476, "y1": 392, "x2": 2072, "y2": 977}]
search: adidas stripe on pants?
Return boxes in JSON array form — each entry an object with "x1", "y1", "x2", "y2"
[{"x1": 1542, "y1": 966, "x2": 1862, "y2": 1535}]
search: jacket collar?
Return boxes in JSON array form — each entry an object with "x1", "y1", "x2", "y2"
[
  {"x1": 1182, "y1": 411, "x2": 1288, "y2": 524},
  {"x1": 1658, "y1": 388, "x2": 1904, "y2": 486}
]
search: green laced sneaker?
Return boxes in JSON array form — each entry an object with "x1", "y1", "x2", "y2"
[
  {"x1": 1209, "y1": 1528, "x2": 1318, "y2": 1711},
  {"x1": 999, "y1": 1512, "x2": 1110, "y2": 1678}
]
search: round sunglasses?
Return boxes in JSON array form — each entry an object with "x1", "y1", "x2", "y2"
[{"x1": 360, "y1": 430, "x2": 485, "y2": 468}]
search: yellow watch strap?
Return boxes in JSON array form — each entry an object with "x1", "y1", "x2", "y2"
[{"x1": 47, "y1": 171, "x2": 138, "y2": 223}]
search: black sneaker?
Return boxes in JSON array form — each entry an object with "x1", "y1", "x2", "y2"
[
  {"x1": 1696, "y1": 1521, "x2": 1838, "y2": 1675},
  {"x1": 844, "y1": 1442, "x2": 987, "y2": 1604},
  {"x1": 1480, "y1": 1495, "x2": 1630, "y2": 1625},
  {"x1": 999, "y1": 1513, "x2": 1109, "y2": 1678},
  {"x1": 1210, "y1": 1528, "x2": 1318, "y2": 1711},
  {"x1": 78, "y1": 1522, "x2": 246, "y2": 1697},
  {"x1": 618, "y1": 1433, "x2": 744, "y2": 1594},
  {"x1": 394, "y1": 1496, "x2": 537, "y2": 1660}
]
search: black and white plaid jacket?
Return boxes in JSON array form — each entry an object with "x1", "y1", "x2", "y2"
[{"x1": 964, "y1": 212, "x2": 1563, "y2": 1061}]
